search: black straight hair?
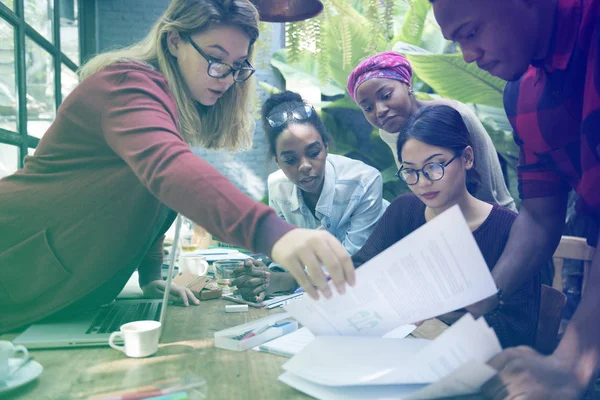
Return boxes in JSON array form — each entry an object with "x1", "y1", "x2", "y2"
[
  {"x1": 397, "y1": 105, "x2": 481, "y2": 194},
  {"x1": 262, "y1": 90, "x2": 331, "y2": 158}
]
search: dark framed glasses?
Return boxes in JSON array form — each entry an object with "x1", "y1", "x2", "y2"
[
  {"x1": 187, "y1": 38, "x2": 255, "y2": 83},
  {"x1": 396, "y1": 153, "x2": 461, "y2": 185},
  {"x1": 266, "y1": 105, "x2": 313, "y2": 128}
]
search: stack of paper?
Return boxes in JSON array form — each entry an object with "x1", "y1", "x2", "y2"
[
  {"x1": 279, "y1": 314, "x2": 500, "y2": 400},
  {"x1": 284, "y1": 205, "x2": 498, "y2": 336},
  {"x1": 277, "y1": 206, "x2": 502, "y2": 398}
]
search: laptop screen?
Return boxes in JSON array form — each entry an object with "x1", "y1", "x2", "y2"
[{"x1": 160, "y1": 214, "x2": 182, "y2": 328}]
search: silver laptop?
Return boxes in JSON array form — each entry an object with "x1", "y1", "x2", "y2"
[{"x1": 14, "y1": 215, "x2": 183, "y2": 349}]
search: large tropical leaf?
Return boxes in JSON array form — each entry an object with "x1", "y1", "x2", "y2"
[
  {"x1": 322, "y1": 15, "x2": 374, "y2": 90},
  {"x1": 395, "y1": 0, "x2": 431, "y2": 46},
  {"x1": 393, "y1": 42, "x2": 506, "y2": 108},
  {"x1": 270, "y1": 50, "x2": 345, "y2": 97}
]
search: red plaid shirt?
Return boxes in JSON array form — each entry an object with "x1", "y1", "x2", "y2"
[{"x1": 504, "y1": 0, "x2": 600, "y2": 225}]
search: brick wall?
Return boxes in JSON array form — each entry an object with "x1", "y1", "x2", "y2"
[{"x1": 97, "y1": 0, "x2": 284, "y2": 200}]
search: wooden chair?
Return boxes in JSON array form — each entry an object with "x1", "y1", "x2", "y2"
[
  {"x1": 535, "y1": 284, "x2": 567, "y2": 354},
  {"x1": 552, "y1": 236, "x2": 598, "y2": 399},
  {"x1": 552, "y1": 235, "x2": 595, "y2": 293}
]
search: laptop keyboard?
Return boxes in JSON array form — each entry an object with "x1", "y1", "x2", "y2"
[{"x1": 85, "y1": 302, "x2": 162, "y2": 335}]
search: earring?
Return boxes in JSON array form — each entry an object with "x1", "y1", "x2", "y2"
[{"x1": 408, "y1": 88, "x2": 414, "y2": 95}]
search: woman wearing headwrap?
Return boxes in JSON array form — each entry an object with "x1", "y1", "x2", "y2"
[{"x1": 348, "y1": 52, "x2": 516, "y2": 211}]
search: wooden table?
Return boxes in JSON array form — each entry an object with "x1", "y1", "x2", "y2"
[{"x1": 0, "y1": 300, "x2": 478, "y2": 400}]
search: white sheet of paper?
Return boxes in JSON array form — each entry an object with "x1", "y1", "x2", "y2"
[
  {"x1": 285, "y1": 205, "x2": 497, "y2": 336},
  {"x1": 279, "y1": 371, "x2": 426, "y2": 400},
  {"x1": 254, "y1": 324, "x2": 416, "y2": 358},
  {"x1": 377, "y1": 315, "x2": 501, "y2": 385},
  {"x1": 281, "y1": 314, "x2": 501, "y2": 388},
  {"x1": 382, "y1": 324, "x2": 417, "y2": 339},
  {"x1": 253, "y1": 327, "x2": 316, "y2": 357},
  {"x1": 405, "y1": 359, "x2": 497, "y2": 400},
  {"x1": 282, "y1": 337, "x2": 432, "y2": 386}
]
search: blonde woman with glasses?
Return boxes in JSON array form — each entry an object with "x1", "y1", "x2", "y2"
[{"x1": 0, "y1": 0, "x2": 354, "y2": 333}]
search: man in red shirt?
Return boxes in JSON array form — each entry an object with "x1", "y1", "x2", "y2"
[{"x1": 431, "y1": 0, "x2": 599, "y2": 398}]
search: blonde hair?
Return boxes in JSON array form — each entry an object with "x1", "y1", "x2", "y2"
[{"x1": 79, "y1": 0, "x2": 259, "y2": 151}]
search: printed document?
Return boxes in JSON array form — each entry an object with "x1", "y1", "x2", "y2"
[{"x1": 285, "y1": 205, "x2": 497, "y2": 336}]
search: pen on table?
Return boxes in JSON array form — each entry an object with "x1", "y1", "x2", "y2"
[
  {"x1": 87, "y1": 378, "x2": 183, "y2": 399},
  {"x1": 95, "y1": 380, "x2": 204, "y2": 400},
  {"x1": 241, "y1": 321, "x2": 292, "y2": 340},
  {"x1": 144, "y1": 392, "x2": 188, "y2": 400}
]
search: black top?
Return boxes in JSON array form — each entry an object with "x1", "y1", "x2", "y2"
[{"x1": 353, "y1": 193, "x2": 540, "y2": 348}]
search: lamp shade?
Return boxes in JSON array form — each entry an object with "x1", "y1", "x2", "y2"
[{"x1": 251, "y1": 0, "x2": 324, "y2": 22}]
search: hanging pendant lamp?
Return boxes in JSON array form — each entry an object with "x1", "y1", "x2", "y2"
[{"x1": 250, "y1": 0, "x2": 324, "y2": 23}]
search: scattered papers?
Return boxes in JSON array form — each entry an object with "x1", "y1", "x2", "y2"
[
  {"x1": 253, "y1": 327, "x2": 315, "y2": 358},
  {"x1": 279, "y1": 314, "x2": 500, "y2": 400},
  {"x1": 254, "y1": 324, "x2": 416, "y2": 358},
  {"x1": 285, "y1": 205, "x2": 497, "y2": 336}
]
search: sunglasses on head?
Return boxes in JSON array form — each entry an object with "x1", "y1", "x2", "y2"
[{"x1": 266, "y1": 104, "x2": 313, "y2": 128}]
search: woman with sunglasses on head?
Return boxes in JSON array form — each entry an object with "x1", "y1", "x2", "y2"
[
  {"x1": 0, "y1": 0, "x2": 355, "y2": 333},
  {"x1": 231, "y1": 90, "x2": 388, "y2": 302},
  {"x1": 348, "y1": 52, "x2": 516, "y2": 212},
  {"x1": 352, "y1": 105, "x2": 540, "y2": 348}
]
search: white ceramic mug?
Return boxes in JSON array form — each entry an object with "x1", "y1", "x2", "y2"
[
  {"x1": 0, "y1": 341, "x2": 28, "y2": 381},
  {"x1": 179, "y1": 254, "x2": 209, "y2": 276},
  {"x1": 108, "y1": 320, "x2": 161, "y2": 358}
]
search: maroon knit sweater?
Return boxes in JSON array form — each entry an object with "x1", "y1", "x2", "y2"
[{"x1": 0, "y1": 62, "x2": 294, "y2": 331}]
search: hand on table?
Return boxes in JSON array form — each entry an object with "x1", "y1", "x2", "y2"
[
  {"x1": 141, "y1": 279, "x2": 200, "y2": 307},
  {"x1": 231, "y1": 259, "x2": 270, "y2": 303},
  {"x1": 482, "y1": 346, "x2": 586, "y2": 400},
  {"x1": 270, "y1": 229, "x2": 355, "y2": 300}
]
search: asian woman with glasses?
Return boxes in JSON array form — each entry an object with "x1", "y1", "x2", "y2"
[
  {"x1": 230, "y1": 91, "x2": 388, "y2": 302},
  {"x1": 352, "y1": 105, "x2": 541, "y2": 349},
  {"x1": 0, "y1": 0, "x2": 356, "y2": 332}
]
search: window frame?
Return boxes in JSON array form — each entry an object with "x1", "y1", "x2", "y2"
[{"x1": 0, "y1": 0, "x2": 95, "y2": 168}]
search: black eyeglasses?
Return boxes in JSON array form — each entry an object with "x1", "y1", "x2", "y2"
[
  {"x1": 396, "y1": 153, "x2": 461, "y2": 185},
  {"x1": 187, "y1": 38, "x2": 255, "y2": 83},
  {"x1": 266, "y1": 104, "x2": 313, "y2": 128}
]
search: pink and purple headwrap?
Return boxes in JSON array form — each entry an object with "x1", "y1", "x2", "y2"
[{"x1": 347, "y1": 51, "x2": 413, "y2": 103}]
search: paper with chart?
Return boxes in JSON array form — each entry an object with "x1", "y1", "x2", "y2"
[{"x1": 284, "y1": 205, "x2": 497, "y2": 336}]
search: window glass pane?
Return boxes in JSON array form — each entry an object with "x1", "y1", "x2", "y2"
[
  {"x1": 60, "y1": 0, "x2": 79, "y2": 64},
  {"x1": 0, "y1": 143, "x2": 19, "y2": 178},
  {"x1": 1, "y1": 0, "x2": 15, "y2": 11},
  {"x1": 24, "y1": 0, "x2": 54, "y2": 43},
  {"x1": 0, "y1": 19, "x2": 18, "y2": 132},
  {"x1": 26, "y1": 37, "x2": 55, "y2": 139},
  {"x1": 61, "y1": 64, "x2": 78, "y2": 100}
]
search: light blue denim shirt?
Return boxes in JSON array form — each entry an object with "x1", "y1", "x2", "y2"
[{"x1": 268, "y1": 154, "x2": 389, "y2": 255}]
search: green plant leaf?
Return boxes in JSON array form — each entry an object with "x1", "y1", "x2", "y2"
[
  {"x1": 257, "y1": 81, "x2": 282, "y2": 95},
  {"x1": 396, "y1": 0, "x2": 431, "y2": 46},
  {"x1": 270, "y1": 50, "x2": 345, "y2": 97},
  {"x1": 393, "y1": 42, "x2": 506, "y2": 108},
  {"x1": 322, "y1": 15, "x2": 374, "y2": 89}
]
